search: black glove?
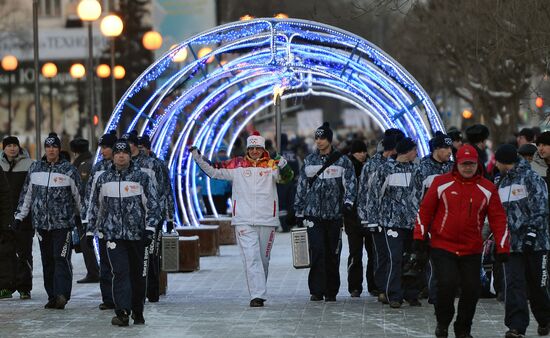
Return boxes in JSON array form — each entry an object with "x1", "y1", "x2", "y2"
[
  {"x1": 9, "y1": 219, "x2": 21, "y2": 231},
  {"x1": 188, "y1": 146, "x2": 200, "y2": 155},
  {"x1": 495, "y1": 253, "x2": 509, "y2": 263},
  {"x1": 342, "y1": 203, "x2": 355, "y2": 219},
  {"x1": 144, "y1": 229, "x2": 154, "y2": 246},
  {"x1": 295, "y1": 217, "x2": 304, "y2": 227},
  {"x1": 523, "y1": 230, "x2": 537, "y2": 253},
  {"x1": 85, "y1": 232, "x2": 95, "y2": 248},
  {"x1": 166, "y1": 221, "x2": 174, "y2": 233}
]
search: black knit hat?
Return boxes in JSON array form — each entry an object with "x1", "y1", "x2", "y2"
[
  {"x1": 429, "y1": 131, "x2": 453, "y2": 152},
  {"x1": 350, "y1": 140, "x2": 367, "y2": 154},
  {"x1": 446, "y1": 127, "x2": 463, "y2": 142},
  {"x1": 121, "y1": 130, "x2": 139, "y2": 145},
  {"x1": 70, "y1": 138, "x2": 89, "y2": 153},
  {"x1": 112, "y1": 139, "x2": 131, "y2": 155},
  {"x1": 395, "y1": 137, "x2": 417, "y2": 155},
  {"x1": 2, "y1": 136, "x2": 20, "y2": 149},
  {"x1": 465, "y1": 124, "x2": 489, "y2": 144},
  {"x1": 315, "y1": 122, "x2": 333, "y2": 142},
  {"x1": 517, "y1": 143, "x2": 537, "y2": 156},
  {"x1": 495, "y1": 144, "x2": 518, "y2": 164},
  {"x1": 98, "y1": 130, "x2": 117, "y2": 147},
  {"x1": 382, "y1": 128, "x2": 405, "y2": 151},
  {"x1": 138, "y1": 135, "x2": 151, "y2": 149},
  {"x1": 536, "y1": 131, "x2": 550, "y2": 146},
  {"x1": 44, "y1": 132, "x2": 61, "y2": 148}
]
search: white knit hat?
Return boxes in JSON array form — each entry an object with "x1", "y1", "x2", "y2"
[{"x1": 246, "y1": 131, "x2": 265, "y2": 148}]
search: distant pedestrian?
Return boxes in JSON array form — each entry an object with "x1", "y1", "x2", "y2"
[
  {"x1": 517, "y1": 143, "x2": 537, "y2": 163},
  {"x1": 515, "y1": 128, "x2": 535, "y2": 147}
]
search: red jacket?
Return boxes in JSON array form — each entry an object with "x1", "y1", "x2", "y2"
[{"x1": 414, "y1": 167, "x2": 509, "y2": 256}]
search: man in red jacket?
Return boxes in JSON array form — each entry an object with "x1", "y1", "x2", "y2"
[{"x1": 414, "y1": 144, "x2": 510, "y2": 338}]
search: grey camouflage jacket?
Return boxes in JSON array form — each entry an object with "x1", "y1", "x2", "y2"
[
  {"x1": 82, "y1": 159, "x2": 111, "y2": 227},
  {"x1": 150, "y1": 153, "x2": 175, "y2": 221},
  {"x1": 88, "y1": 162, "x2": 161, "y2": 241},
  {"x1": 497, "y1": 159, "x2": 550, "y2": 252},
  {"x1": 412, "y1": 155, "x2": 453, "y2": 206},
  {"x1": 357, "y1": 152, "x2": 388, "y2": 221},
  {"x1": 365, "y1": 158, "x2": 418, "y2": 229},
  {"x1": 294, "y1": 148, "x2": 357, "y2": 220},
  {"x1": 15, "y1": 159, "x2": 82, "y2": 230},
  {"x1": 133, "y1": 151, "x2": 165, "y2": 226}
]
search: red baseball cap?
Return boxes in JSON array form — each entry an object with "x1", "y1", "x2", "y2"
[{"x1": 456, "y1": 144, "x2": 478, "y2": 164}]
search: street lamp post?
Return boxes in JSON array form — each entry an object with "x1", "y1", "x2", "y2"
[
  {"x1": 77, "y1": 0, "x2": 101, "y2": 148},
  {"x1": 70, "y1": 63, "x2": 86, "y2": 136},
  {"x1": 41, "y1": 62, "x2": 57, "y2": 132},
  {"x1": 1, "y1": 55, "x2": 18, "y2": 135},
  {"x1": 100, "y1": 14, "x2": 123, "y2": 111}
]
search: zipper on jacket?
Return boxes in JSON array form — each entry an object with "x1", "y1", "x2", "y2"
[
  {"x1": 468, "y1": 197, "x2": 472, "y2": 217},
  {"x1": 118, "y1": 172, "x2": 123, "y2": 237},
  {"x1": 46, "y1": 163, "x2": 52, "y2": 230}
]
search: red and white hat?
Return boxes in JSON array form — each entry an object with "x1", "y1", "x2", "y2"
[{"x1": 247, "y1": 131, "x2": 265, "y2": 148}]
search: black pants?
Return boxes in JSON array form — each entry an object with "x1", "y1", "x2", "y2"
[
  {"x1": 37, "y1": 228, "x2": 73, "y2": 301},
  {"x1": 146, "y1": 229, "x2": 161, "y2": 302},
  {"x1": 431, "y1": 248, "x2": 481, "y2": 336},
  {"x1": 307, "y1": 218, "x2": 342, "y2": 298},
  {"x1": 76, "y1": 221, "x2": 99, "y2": 279},
  {"x1": 504, "y1": 252, "x2": 550, "y2": 334},
  {"x1": 344, "y1": 217, "x2": 376, "y2": 294},
  {"x1": 0, "y1": 229, "x2": 34, "y2": 293},
  {"x1": 98, "y1": 238, "x2": 113, "y2": 306},
  {"x1": 106, "y1": 239, "x2": 147, "y2": 315}
]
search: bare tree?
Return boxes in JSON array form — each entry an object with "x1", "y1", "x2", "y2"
[{"x1": 0, "y1": 0, "x2": 32, "y2": 48}]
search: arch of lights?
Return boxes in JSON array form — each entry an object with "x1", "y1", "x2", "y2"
[{"x1": 102, "y1": 18, "x2": 445, "y2": 226}]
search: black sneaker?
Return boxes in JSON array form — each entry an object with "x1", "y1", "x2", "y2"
[
  {"x1": 350, "y1": 290, "x2": 361, "y2": 298},
  {"x1": 76, "y1": 276, "x2": 100, "y2": 284},
  {"x1": 389, "y1": 301, "x2": 402, "y2": 309},
  {"x1": 111, "y1": 313, "x2": 130, "y2": 327},
  {"x1": 505, "y1": 329, "x2": 524, "y2": 338},
  {"x1": 99, "y1": 303, "x2": 115, "y2": 310},
  {"x1": 249, "y1": 298, "x2": 265, "y2": 307},
  {"x1": 310, "y1": 294, "x2": 323, "y2": 301},
  {"x1": 435, "y1": 324, "x2": 448, "y2": 338},
  {"x1": 54, "y1": 295, "x2": 67, "y2": 309},
  {"x1": 324, "y1": 296, "x2": 336, "y2": 302},
  {"x1": 539, "y1": 323, "x2": 550, "y2": 336},
  {"x1": 131, "y1": 312, "x2": 145, "y2": 325},
  {"x1": 44, "y1": 299, "x2": 56, "y2": 309},
  {"x1": 408, "y1": 299, "x2": 422, "y2": 307}
]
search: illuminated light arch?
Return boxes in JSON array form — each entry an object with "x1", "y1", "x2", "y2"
[{"x1": 102, "y1": 18, "x2": 445, "y2": 226}]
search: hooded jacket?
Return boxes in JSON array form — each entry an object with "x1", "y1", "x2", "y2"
[
  {"x1": 364, "y1": 158, "x2": 418, "y2": 229},
  {"x1": 357, "y1": 152, "x2": 389, "y2": 221},
  {"x1": 88, "y1": 161, "x2": 160, "y2": 241},
  {"x1": 193, "y1": 149, "x2": 293, "y2": 226},
  {"x1": 497, "y1": 159, "x2": 549, "y2": 252},
  {"x1": 15, "y1": 158, "x2": 82, "y2": 230},
  {"x1": 414, "y1": 165, "x2": 510, "y2": 256},
  {"x1": 133, "y1": 151, "x2": 167, "y2": 225},
  {"x1": 294, "y1": 148, "x2": 357, "y2": 220},
  {"x1": 0, "y1": 152, "x2": 34, "y2": 230},
  {"x1": 412, "y1": 155, "x2": 453, "y2": 205}
]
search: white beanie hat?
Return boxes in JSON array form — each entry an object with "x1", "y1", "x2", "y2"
[{"x1": 246, "y1": 131, "x2": 265, "y2": 148}]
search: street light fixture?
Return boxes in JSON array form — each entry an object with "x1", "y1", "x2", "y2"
[
  {"x1": 41, "y1": 62, "x2": 57, "y2": 132},
  {"x1": 77, "y1": 0, "x2": 101, "y2": 147},
  {"x1": 198, "y1": 47, "x2": 214, "y2": 64},
  {"x1": 170, "y1": 44, "x2": 188, "y2": 63},
  {"x1": 70, "y1": 63, "x2": 86, "y2": 135},
  {"x1": 142, "y1": 31, "x2": 163, "y2": 51},
  {"x1": 274, "y1": 13, "x2": 288, "y2": 19},
  {"x1": 96, "y1": 64, "x2": 111, "y2": 78},
  {"x1": 1, "y1": 55, "x2": 18, "y2": 135},
  {"x1": 113, "y1": 65, "x2": 125, "y2": 80},
  {"x1": 100, "y1": 13, "x2": 123, "y2": 111}
]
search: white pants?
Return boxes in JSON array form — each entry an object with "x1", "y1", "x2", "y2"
[{"x1": 235, "y1": 225, "x2": 276, "y2": 300}]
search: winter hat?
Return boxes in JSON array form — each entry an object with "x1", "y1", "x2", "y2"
[
  {"x1": 495, "y1": 144, "x2": 518, "y2": 164},
  {"x1": 44, "y1": 132, "x2": 61, "y2": 148},
  {"x1": 536, "y1": 131, "x2": 550, "y2": 146},
  {"x1": 515, "y1": 128, "x2": 535, "y2": 142},
  {"x1": 465, "y1": 124, "x2": 489, "y2": 144},
  {"x1": 121, "y1": 130, "x2": 139, "y2": 145},
  {"x1": 517, "y1": 143, "x2": 537, "y2": 156},
  {"x1": 395, "y1": 137, "x2": 416, "y2": 155},
  {"x1": 69, "y1": 138, "x2": 89, "y2": 153},
  {"x1": 456, "y1": 144, "x2": 479, "y2": 164},
  {"x1": 429, "y1": 131, "x2": 453, "y2": 152},
  {"x1": 98, "y1": 130, "x2": 117, "y2": 147},
  {"x1": 112, "y1": 139, "x2": 131, "y2": 155},
  {"x1": 350, "y1": 140, "x2": 367, "y2": 154},
  {"x1": 138, "y1": 135, "x2": 151, "y2": 149},
  {"x1": 246, "y1": 131, "x2": 265, "y2": 148},
  {"x1": 382, "y1": 128, "x2": 405, "y2": 151},
  {"x1": 2, "y1": 136, "x2": 20, "y2": 149},
  {"x1": 315, "y1": 122, "x2": 333, "y2": 142},
  {"x1": 446, "y1": 127, "x2": 463, "y2": 142}
]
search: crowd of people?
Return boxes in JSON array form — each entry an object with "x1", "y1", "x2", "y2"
[{"x1": 1, "y1": 122, "x2": 550, "y2": 338}]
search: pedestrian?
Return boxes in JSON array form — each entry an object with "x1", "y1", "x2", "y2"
[
  {"x1": 82, "y1": 130, "x2": 117, "y2": 310},
  {"x1": 412, "y1": 131, "x2": 453, "y2": 304},
  {"x1": 465, "y1": 124, "x2": 490, "y2": 172},
  {"x1": 69, "y1": 137, "x2": 99, "y2": 284},
  {"x1": 413, "y1": 144, "x2": 510, "y2": 338},
  {"x1": 493, "y1": 144, "x2": 550, "y2": 338},
  {"x1": 515, "y1": 128, "x2": 535, "y2": 147},
  {"x1": 446, "y1": 127, "x2": 463, "y2": 158},
  {"x1": 190, "y1": 131, "x2": 293, "y2": 307},
  {"x1": 87, "y1": 139, "x2": 161, "y2": 326},
  {"x1": 357, "y1": 128, "x2": 405, "y2": 302},
  {"x1": 365, "y1": 137, "x2": 420, "y2": 308},
  {"x1": 531, "y1": 131, "x2": 550, "y2": 194},
  {"x1": 14, "y1": 133, "x2": 83, "y2": 309},
  {"x1": 517, "y1": 143, "x2": 537, "y2": 163},
  {"x1": 343, "y1": 139, "x2": 373, "y2": 298},
  {"x1": 0, "y1": 136, "x2": 34, "y2": 300},
  {"x1": 294, "y1": 122, "x2": 357, "y2": 302}
]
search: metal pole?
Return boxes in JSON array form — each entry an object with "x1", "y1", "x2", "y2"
[
  {"x1": 7, "y1": 72, "x2": 12, "y2": 135},
  {"x1": 49, "y1": 78, "x2": 53, "y2": 132},
  {"x1": 32, "y1": 0, "x2": 41, "y2": 159},
  {"x1": 87, "y1": 22, "x2": 96, "y2": 148},
  {"x1": 110, "y1": 38, "x2": 116, "y2": 111}
]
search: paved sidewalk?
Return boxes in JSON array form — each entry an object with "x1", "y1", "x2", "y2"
[{"x1": 0, "y1": 231, "x2": 530, "y2": 337}]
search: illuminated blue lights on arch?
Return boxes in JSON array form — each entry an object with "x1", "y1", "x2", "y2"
[{"x1": 101, "y1": 18, "x2": 444, "y2": 226}]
